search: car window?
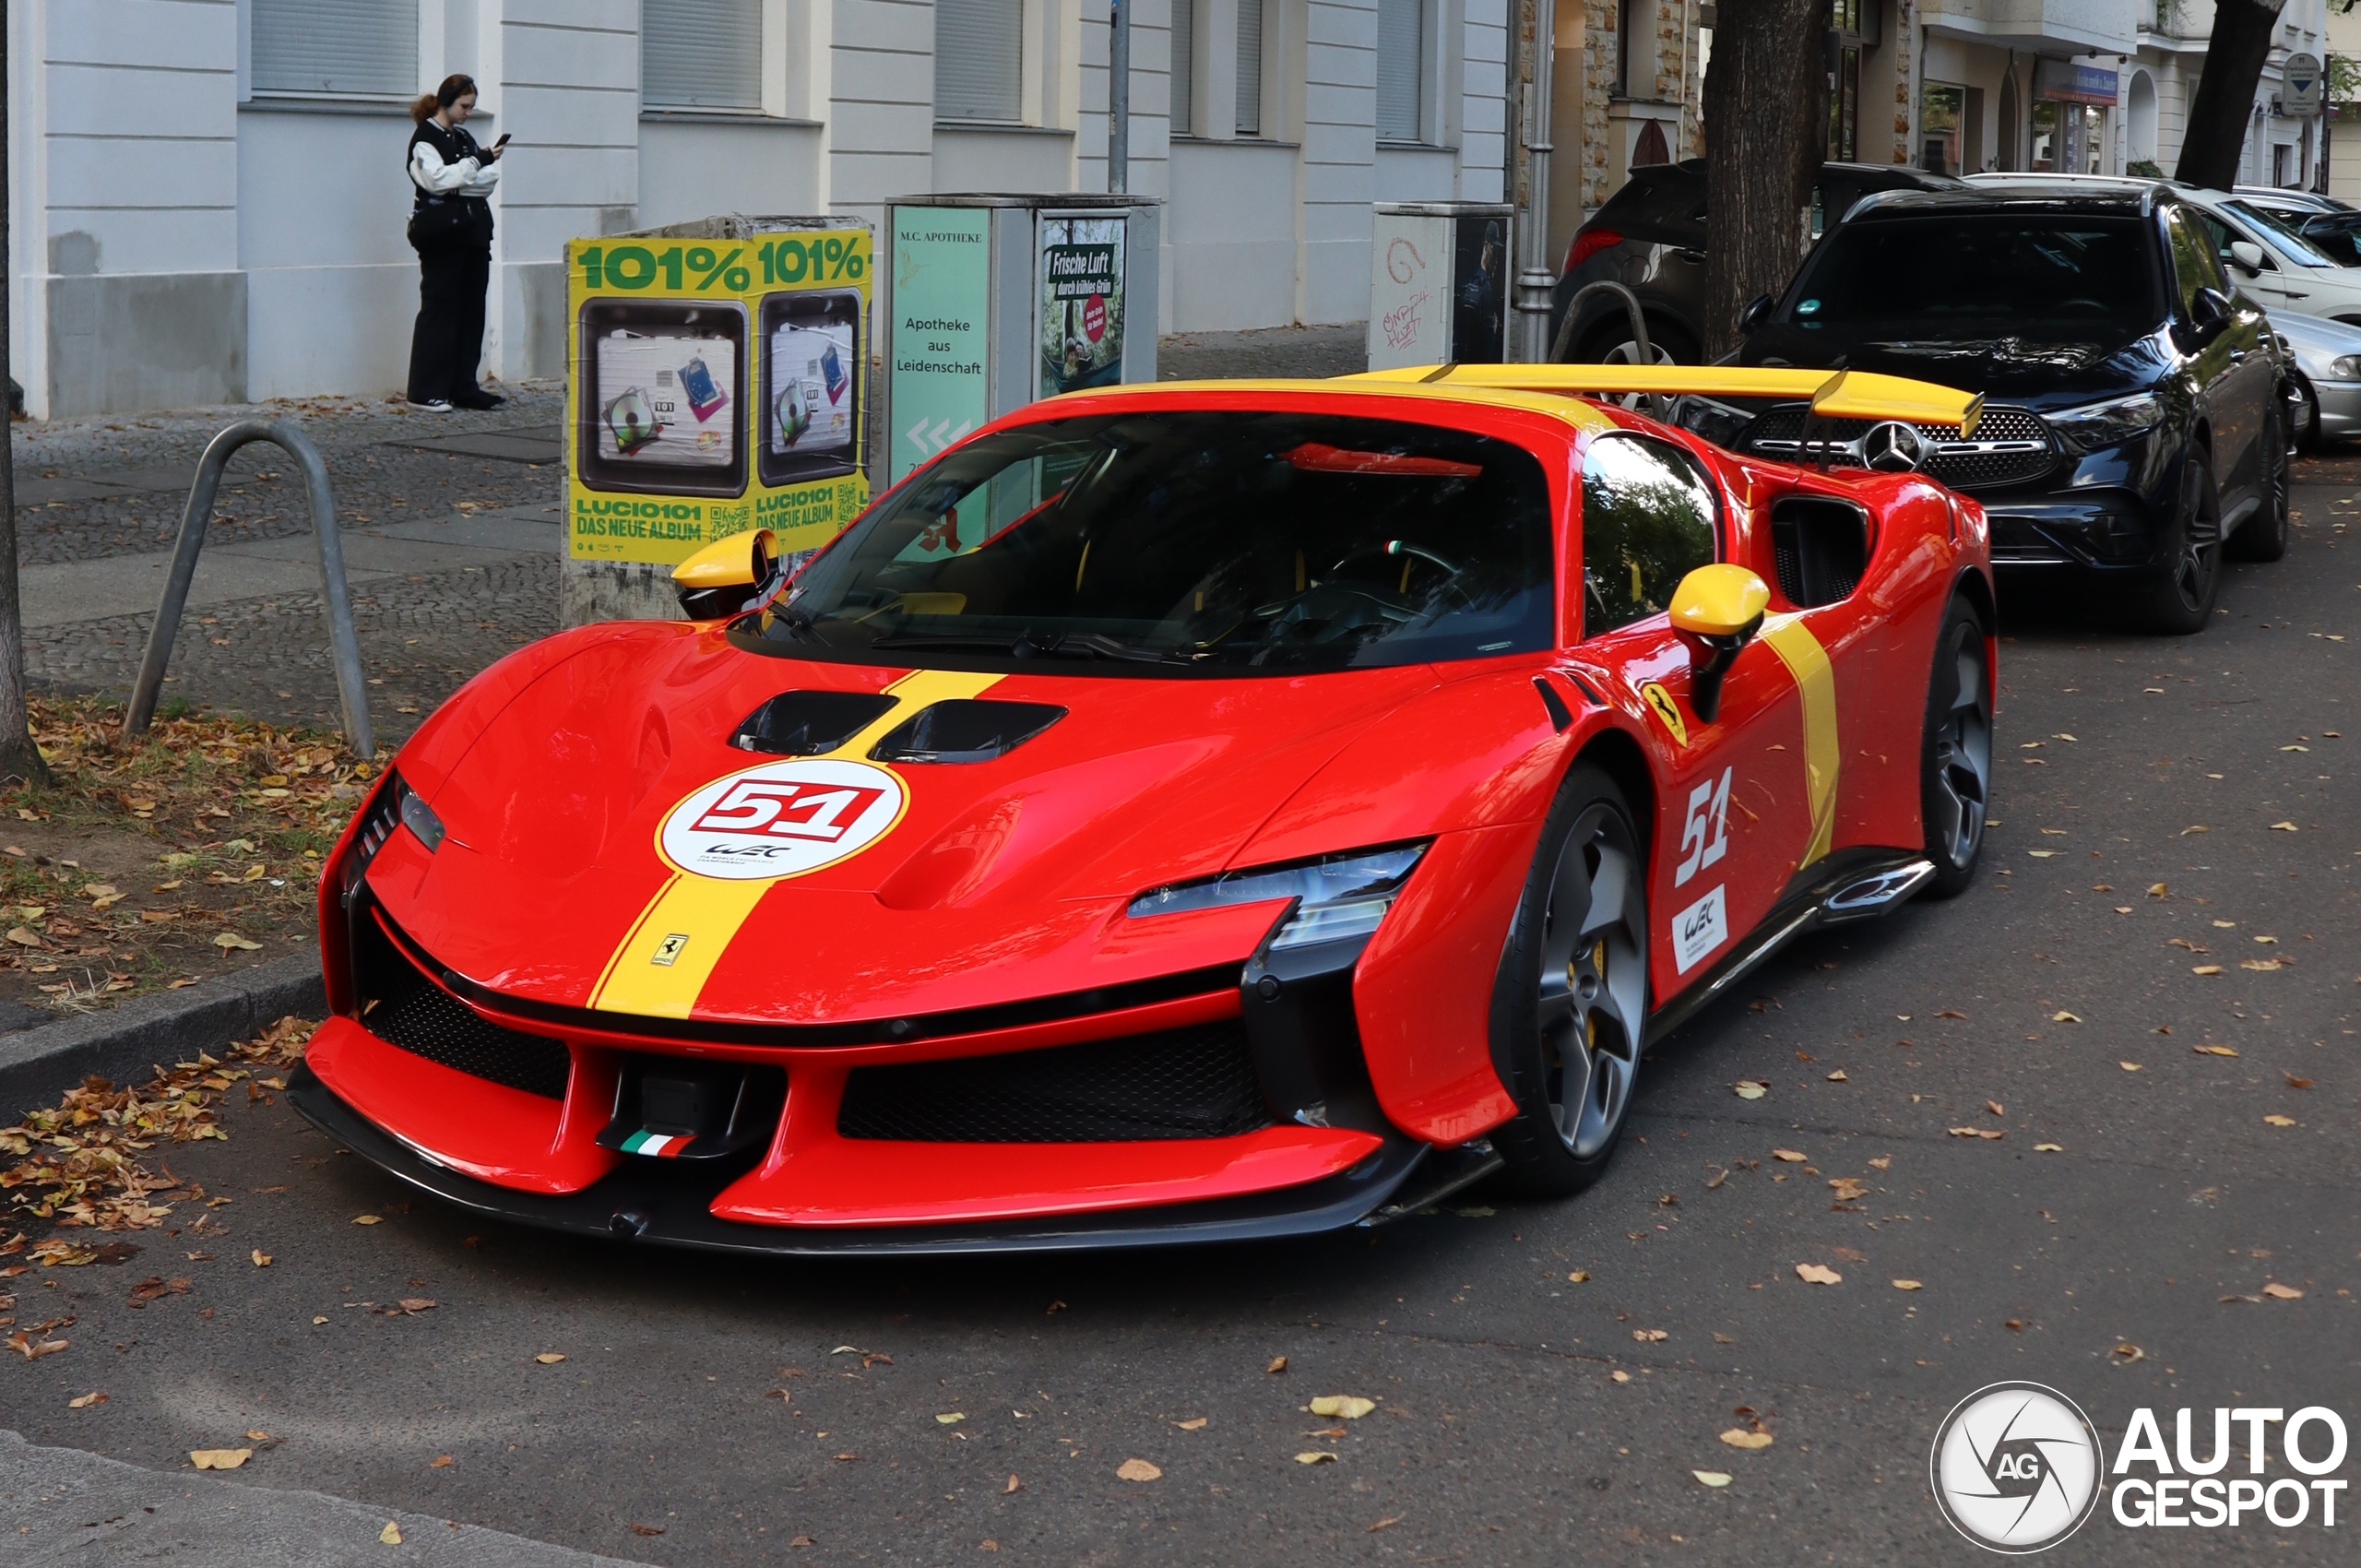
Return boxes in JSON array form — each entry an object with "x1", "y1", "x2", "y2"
[
  {"x1": 2220, "y1": 200, "x2": 2340, "y2": 267},
  {"x1": 2165, "y1": 208, "x2": 2231, "y2": 314},
  {"x1": 1784, "y1": 215, "x2": 2163, "y2": 334},
  {"x1": 756, "y1": 411, "x2": 1558, "y2": 674},
  {"x1": 1580, "y1": 434, "x2": 1719, "y2": 637}
]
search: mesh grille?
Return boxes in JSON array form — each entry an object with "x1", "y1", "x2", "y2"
[
  {"x1": 365, "y1": 923, "x2": 573, "y2": 1100},
  {"x1": 836, "y1": 1020, "x2": 1275, "y2": 1143},
  {"x1": 1741, "y1": 405, "x2": 2056, "y2": 491}
]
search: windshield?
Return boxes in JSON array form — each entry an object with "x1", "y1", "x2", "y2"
[
  {"x1": 742, "y1": 410, "x2": 1557, "y2": 674},
  {"x1": 2219, "y1": 200, "x2": 2340, "y2": 267},
  {"x1": 1786, "y1": 215, "x2": 2162, "y2": 333}
]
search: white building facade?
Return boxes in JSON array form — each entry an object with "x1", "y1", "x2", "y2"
[{"x1": 6, "y1": 0, "x2": 1527, "y2": 418}]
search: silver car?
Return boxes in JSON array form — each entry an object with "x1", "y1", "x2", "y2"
[{"x1": 2270, "y1": 308, "x2": 2361, "y2": 446}]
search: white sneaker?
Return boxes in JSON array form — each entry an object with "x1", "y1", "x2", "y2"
[{"x1": 409, "y1": 398, "x2": 453, "y2": 413}]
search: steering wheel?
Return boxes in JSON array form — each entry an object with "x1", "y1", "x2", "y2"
[{"x1": 1324, "y1": 540, "x2": 1477, "y2": 606}]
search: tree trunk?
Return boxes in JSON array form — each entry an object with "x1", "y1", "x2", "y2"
[
  {"x1": 2174, "y1": 0, "x2": 2289, "y2": 192},
  {"x1": 0, "y1": 4, "x2": 52, "y2": 789},
  {"x1": 1701, "y1": 0, "x2": 1833, "y2": 360}
]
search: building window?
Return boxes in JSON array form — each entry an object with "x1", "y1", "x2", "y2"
[
  {"x1": 251, "y1": 0, "x2": 420, "y2": 100},
  {"x1": 1236, "y1": 0, "x2": 1265, "y2": 135},
  {"x1": 644, "y1": 0, "x2": 765, "y2": 112},
  {"x1": 938, "y1": 0, "x2": 1025, "y2": 123},
  {"x1": 1172, "y1": 0, "x2": 1195, "y2": 136},
  {"x1": 1617, "y1": 0, "x2": 1643, "y2": 99},
  {"x1": 1377, "y1": 0, "x2": 1426, "y2": 141}
]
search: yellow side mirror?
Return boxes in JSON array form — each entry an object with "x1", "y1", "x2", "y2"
[
  {"x1": 1667, "y1": 564, "x2": 1771, "y2": 724},
  {"x1": 673, "y1": 529, "x2": 777, "y2": 620},
  {"x1": 1668, "y1": 564, "x2": 1772, "y2": 640}
]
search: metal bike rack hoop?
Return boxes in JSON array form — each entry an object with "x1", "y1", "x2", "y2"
[
  {"x1": 1548, "y1": 279, "x2": 1653, "y2": 366},
  {"x1": 123, "y1": 419, "x2": 374, "y2": 757}
]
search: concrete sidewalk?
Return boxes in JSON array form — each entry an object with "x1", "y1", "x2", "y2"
[{"x1": 0, "y1": 1431, "x2": 640, "y2": 1567}]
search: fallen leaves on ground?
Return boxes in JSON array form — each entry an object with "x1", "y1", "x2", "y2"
[
  {"x1": 1824, "y1": 1069, "x2": 1847, "y2": 1082},
  {"x1": 7, "y1": 1329, "x2": 69, "y2": 1359},
  {"x1": 1610, "y1": 1371, "x2": 1631, "y2": 1383},
  {"x1": 2035, "y1": 1143, "x2": 2064, "y2": 1152},
  {"x1": 2263, "y1": 1283, "x2": 2305, "y2": 1300},
  {"x1": 1631, "y1": 1329, "x2": 1668, "y2": 1344},
  {"x1": 1003, "y1": 1475, "x2": 1023, "y2": 1494},
  {"x1": 350, "y1": 1214, "x2": 381, "y2": 1226},
  {"x1": 2264, "y1": 1115, "x2": 2297, "y2": 1127},
  {"x1": 1719, "y1": 1429, "x2": 1774, "y2": 1450},
  {"x1": 1265, "y1": 1356, "x2": 1288, "y2": 1374},
  {"x1": 2113, "y1": 1342, "x2": 2144, "y2": 1364},
  {"x1": 1949, "y1": 1127, "x2": 2005, "y2": 1140},
  {"x1": 1693, "y1": 1470, "x2": 1732, "y2": 1488},
  {"x1": 1568, "y1": 1269, "x2": 1591, "y2": 1282},
  {"x1": 429, "y1": 1455, "x2": 453, "y2": 1468},
  {"x1": 1, "y1": 1016, "x2": 314, "y2": 1232},
  {"x1": 1892, "y1": 1279, "x2": 1923, "y2": 1291},
  {"x1": 1292, "y1": 1452, "x2": 1336, "y2": 1466},
  {"x1": 1175, "y1": 1418, "x2": 1208, "y2": 1431},
  {"x1": 190, "y1": 1449, "x2": 250, "y2": 1470},
  {"x1": 2270, "y1": 821, "x2": 2298, "y2": 832},
  {"x1": 936, "y1": 1412, "x2": 965, "y2": 1425},
  {"x1": 250, "y1": 1250, "x2": 271, "y2": 1267},
  {"x1": 1771, "y1": 1148, "x2": 1807, "y2": 1163},
  {"x1": 628, "y1": 1523, "x2": 666, "y2": 1537},
  {"x1": 2284, "y1": 1072, "x2": 2314, "y2": 1089},
  {"x1": 2120, "y1": 1061, "x2": 2143, "y2": 1072},
  {"x1": 379, "y1": 1523, "x2": 402, "y2": 1546},
  {"x1": 68, "y1": 1391, "x2": 106, "y2": 1407},
  {"x1": 2193, "y1": 965, "x2": 2225, "y2": 976},
  {"x1": 533, "y1": 1352, "x2": 566, "y2": 1364},
  {"x1": 1828, "y1": 1178, "x2": 1868, "y2": 1203},
  {"x1": 1795, "y1": 1263, "x2": 1842, "y2": 1285},
  {"x1": 1368, "y1": 1515, "x2": 1404, "y2": 1531},
  {"x1": 1732, "y1": 1081, "x2": 1767, "y2": 1100},
  {"x1": 1309, "y1": 1396, "x2": 1376, "y2": 1420},
  {"x1": 1117, "y1": 1458, "x2": 1162, "y2": 1481},
  {"x1": 2194, "y1": 1044, "x2": 2240, "y2": 1057}
]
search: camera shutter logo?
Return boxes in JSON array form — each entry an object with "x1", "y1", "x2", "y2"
[{"x1": 1929, "y1": 1382, "x2": 2103, "y2": 1553}]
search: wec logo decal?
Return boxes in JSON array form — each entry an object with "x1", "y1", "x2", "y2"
[{"x1": 661, "y1": 758, "x2": 906, "y2": 881}]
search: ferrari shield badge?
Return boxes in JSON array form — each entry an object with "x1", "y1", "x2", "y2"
[
  {"x1": 1639, "y1": 682, "x2": 1689, "y2": 747},
  {"x1": 660, "y1": 758, "x2": 907, "y2": 880}
]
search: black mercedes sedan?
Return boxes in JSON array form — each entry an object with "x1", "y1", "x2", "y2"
[{"x1": 1726, "y1": 183, "x2": 2290, "y2": 634}]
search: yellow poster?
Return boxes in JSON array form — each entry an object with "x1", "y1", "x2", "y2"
[{"x1": 565, "y1": 227, "x2": 872, "y2": 564}]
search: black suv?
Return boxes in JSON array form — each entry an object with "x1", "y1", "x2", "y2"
[
  {"x1": 1548, "y1": 160, "x2": 1967, "y2": 364},
  {"x1": 1725, "y1": 184, "x2": 2291, "y2": 634}
]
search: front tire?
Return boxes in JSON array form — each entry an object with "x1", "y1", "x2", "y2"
[
  {"x1": 1920, "y1": 596, "x2": 1993, "y2": 899},
  {"x1": 1490, "y1": 763, "x2": 1650, "y2": 1197},
  {"x1": 2139, "y1": 449, "x2": 2223, "y2": 635}
]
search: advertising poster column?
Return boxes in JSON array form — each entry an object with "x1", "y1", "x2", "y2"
[
  {"x1": 564, "y1": 222, "x2": 872, "y2": 610},
  {"x1": 888, "y1": 208, "x2": 992, "y2": 485},
  {"x1": 1038, "y1": 214, "x2": 1127, "y2": 396}
]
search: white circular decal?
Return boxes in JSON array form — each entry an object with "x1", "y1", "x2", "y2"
[
  {"x1": 1929, "y1": 1382, "x2": 2103, "y2": 1553},
  {"x1": 660, "y1": 758, "x2": 906, "y2": 881}
]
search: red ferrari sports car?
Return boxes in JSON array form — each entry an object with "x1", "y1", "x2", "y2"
[{"x1": 292, "y1": 363, "x2": 1996, "y2": 1253}]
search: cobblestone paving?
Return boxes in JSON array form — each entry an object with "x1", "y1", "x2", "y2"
[{"x1": 10, "y1": 385, "x2": 564, "y2": 568}]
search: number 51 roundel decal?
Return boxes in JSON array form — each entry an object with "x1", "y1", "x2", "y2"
[{"x1": 660, "y1": 758, "x2": 908, "y2": 880}]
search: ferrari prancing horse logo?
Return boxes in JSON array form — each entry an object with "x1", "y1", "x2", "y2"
[{"x1": 1639, "y1": 682, "x2": 1688, "y2": 746}]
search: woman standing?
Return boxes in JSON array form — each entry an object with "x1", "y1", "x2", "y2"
[{"x1": 405, "y1": 75, "x2": 506, "y2": 411}]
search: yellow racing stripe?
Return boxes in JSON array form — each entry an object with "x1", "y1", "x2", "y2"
[
  {"x1": 1759, "y1": 616, "x2": 1838, "y2": 870},
  {"x1": 587, "y1": 668, "x2": 1003, "y2": 1017}
]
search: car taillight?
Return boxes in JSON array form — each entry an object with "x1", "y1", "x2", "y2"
[{"x1": 1565, "y1": 228, "x2": 1623, "y2": 271}]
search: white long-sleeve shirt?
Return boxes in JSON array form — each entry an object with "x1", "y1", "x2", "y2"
[{"x1": 409, "y1": 138, "x2": 499, "y2": 198}]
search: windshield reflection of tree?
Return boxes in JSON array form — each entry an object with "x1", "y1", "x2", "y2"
[{"x1": 770, "y1": 414, "x2": 1554, "y2": 671}]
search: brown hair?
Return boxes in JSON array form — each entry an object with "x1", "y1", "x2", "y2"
[{"x1": 409, "y1": 74, "x2": 477, "y2": 125}]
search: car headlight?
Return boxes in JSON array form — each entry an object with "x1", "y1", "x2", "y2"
[
  {"x1": 2047, "y1": 391, "x2": 2165, "y2": 452},
  {"x1": 1127, "y1": 843, "x2": 1429, "y2": 951},
  {"x1": 2330, "y1": 355, "x2": 2361, "y2": 381},
  {"x1": 396, "y1": 775, "x2": 446, "y2": 852}
]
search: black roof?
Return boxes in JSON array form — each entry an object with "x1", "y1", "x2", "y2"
[{"x1": 1844, "y1": 183, "x2": 2165, "y2": 222}]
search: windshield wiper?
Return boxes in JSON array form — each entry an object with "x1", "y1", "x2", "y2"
[{"x1": 867, "y1": 630, "x2": 1187, "y2": 664}]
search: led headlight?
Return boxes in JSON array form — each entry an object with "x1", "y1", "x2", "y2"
[
  {"x1": 1127, "y1": 843, "x2": 1429, "y2": 951},
  {"x1": 2046, "y1": 391, "x2": 2165, "y2": 453},
  {"x1": 397, "y1": 777, "x2": 446, "y2": 852},
  {"x1": 2330, "y1": 354, "x2": 2361, "y2": 381}
]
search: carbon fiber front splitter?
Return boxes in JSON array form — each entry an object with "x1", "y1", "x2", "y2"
[{"x1": 286, "y1": 1063, "x2": 1499, "y2": 1256}]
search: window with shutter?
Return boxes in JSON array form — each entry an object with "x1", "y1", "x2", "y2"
[
  {"x1": 1170, "y1": 0, "x2": 1194, "y2": 137},
  {"x1": 644, "y1": 0, "x2": 765, "y2": 112},
  {"x1": 937, "y1": 0, "x2": 1025, "y2": 123},
  {"x1": 252, "y1": 0, "x2": 420, "y2": 100},
  {"x1": 1235, "y1": 0, "x2": 1264, "y2": 136},
  {"x1": 1376, "y1": 0, "x2": 1424, "y2": 142}
]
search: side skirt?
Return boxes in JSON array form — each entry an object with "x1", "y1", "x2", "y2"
[{"x1": 1643, "y1": 848, "x2": 1934, "y2": 1047}]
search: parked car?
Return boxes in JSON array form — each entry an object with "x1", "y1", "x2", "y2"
[
  {"x1": 2230, "y1": 184, "x2": 2351, "y2": 221},
  {"x1": 1728, "y1": 182, "x2": 2290, "y2": 634},
  {"x1": 1548, "y1": 160, "x2": 1969, "y2": 364},
  {"x1": 1968, "y1": 173, "x2": 2361, "y2": 326},
  {"x1": 2271, "y1": 309, "x2": 2361, "y2": 447}
]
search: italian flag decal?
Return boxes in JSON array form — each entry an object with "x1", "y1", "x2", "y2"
[{"x1": 620, "y1": 1129, "x2": 693, "y2": 1158}]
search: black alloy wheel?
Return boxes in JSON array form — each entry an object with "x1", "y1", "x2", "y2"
[
  {"x1": 1919, "y1": 596, "x2": 1993, "y2": 899},
  {"x1": 2225, "y1": 397, "x2": 2292, "y2": 563},
  {"x1": 2140, "y1": 448, "x2": 2223, "y2": 635},
  {"x1": 1491, "y1": 763, "x2": 1650, "y2": 1196}
]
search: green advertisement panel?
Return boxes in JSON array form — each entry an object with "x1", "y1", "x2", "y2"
[{"x1": 888, "y1": 207, "x2": 992, "y2": 484}]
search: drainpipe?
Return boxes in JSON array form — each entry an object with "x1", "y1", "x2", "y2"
[
  {"x1": 1511, "y1": 0, "x2": 1557, "y2": 361},
  {"x1": 1109, "y1": 0, "x2": 1132, "y2": 193}
]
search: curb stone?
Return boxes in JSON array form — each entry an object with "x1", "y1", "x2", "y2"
[{"x1": 0, "y1": 948, "x2": 325, "y2": 1118}]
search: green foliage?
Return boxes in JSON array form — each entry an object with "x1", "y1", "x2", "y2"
[{"x1": 2127, "y1": 159, "x2": 2166, "y2": 178}]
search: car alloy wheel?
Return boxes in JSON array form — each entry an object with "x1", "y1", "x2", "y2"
[
  {"x1": 1492, "y1": 763, "x2": 1650, "y2": 1195},
  {"x1": 1920, "y1": 598, "x2": 1992, "y2": 898},
  {"x1": 2142, "y1": 452, "x2": 2221, "y2": 635}
]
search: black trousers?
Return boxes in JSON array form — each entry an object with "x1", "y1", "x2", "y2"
[{"x1": 406, "y1": 238, "x2": 491, "y2": 404}]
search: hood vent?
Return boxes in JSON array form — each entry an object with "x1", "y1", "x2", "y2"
[
  {"x1": 868, "y1": 700, "x2": 1067, "y2": 765},
  {"x1": 731, "y1": 691, "x2": 898, "y2": 755}
]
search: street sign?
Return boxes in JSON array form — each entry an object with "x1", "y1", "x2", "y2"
[{"x1": 2284, "y1": 52, "x2": 2322, "y2": 118}]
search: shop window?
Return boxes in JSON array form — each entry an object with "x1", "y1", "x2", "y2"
[
  {"x1": 644, "y1": 0, "x2": 765, "y2": 113},
  {"x1": 1378, "y1": 0, "x2": 1428, "y2": 142},
  {"x1": 251, "y1": 0, "x2": 419, "y2": 101},
  {"x1": 938, "y1": 0, "x2": 1025, "y2": 123}
]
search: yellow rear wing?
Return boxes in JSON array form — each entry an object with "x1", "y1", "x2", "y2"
[{"x1": 1346, "y1": 363, "x2": 1983, "y2": 436}]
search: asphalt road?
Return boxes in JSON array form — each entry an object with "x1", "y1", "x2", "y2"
[{"x1": 5, "y1": 477, "x2": 2356, "y2": 1566}]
